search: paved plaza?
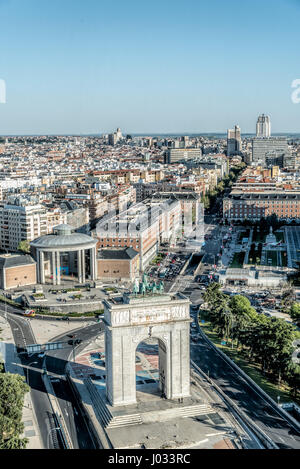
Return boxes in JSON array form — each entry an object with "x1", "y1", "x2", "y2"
[{"x1": 69, "y1": 335, "x2": 244, "y2": 449}]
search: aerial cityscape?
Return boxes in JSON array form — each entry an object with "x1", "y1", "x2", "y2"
[{"x1": 0, "y1": 0, "x2": 300, "y2": 459}]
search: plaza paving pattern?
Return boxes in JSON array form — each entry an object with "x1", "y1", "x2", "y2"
[{"x1": 71, "y1": 340, "x2": 160, "y2": 387}]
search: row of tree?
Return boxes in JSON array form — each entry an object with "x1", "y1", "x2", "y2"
[
  {"x1": 202, "y1": 283, "x2": 300, "y2": 398},
  {"x1": 0, "y1": 325, "x2": 29, "y2": 449},
  {"x1": 201, "y1": 162, "x2": 246, "y2": 210}
]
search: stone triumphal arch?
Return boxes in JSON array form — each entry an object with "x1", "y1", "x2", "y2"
[{"x1": 103, "y1": 288, "x2": 191, "y2": 407}]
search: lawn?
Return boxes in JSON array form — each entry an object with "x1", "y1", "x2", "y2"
[
  {"x1": 265, "y1": 250, "x2": 278, "y2": 267},
  {"x1": 229, "y1": 252, "x2": 245, "y2": 268},
  {"x1": 248, "y1": 249, "x2": 261, "y2": 265},
  {"x1": 252, "y1": 230, "x2": 267, "y2": 243},
  {"x1": 275, "y1": 232, "x2": 285, "y2": 242},
  {"x1": 198, "y1": 319, "x2": 298, "y2": 405}
]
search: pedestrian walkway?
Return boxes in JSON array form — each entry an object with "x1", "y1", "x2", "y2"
[{"x1": 0, "y1": 314, "x2": 43, "y2": 449}]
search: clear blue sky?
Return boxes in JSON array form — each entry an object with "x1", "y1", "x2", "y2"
[{"x1": 0, "y1": 0, "x2": 300, "y2": 134}]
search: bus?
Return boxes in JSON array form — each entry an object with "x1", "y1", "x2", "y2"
[{"x1": 23, "y1": 309, "x2": 36, "y2": 317}]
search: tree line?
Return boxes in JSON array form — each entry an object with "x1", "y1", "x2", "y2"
[
  {"x1": 203, "y1": 283, "x2": 300, "y2": 398},
  {"x1": 0, "y1": 325, "x2": 29, "y2": 449},
  {"x1": 201, "y1": 162, "x2": 246, "y2": 210}
]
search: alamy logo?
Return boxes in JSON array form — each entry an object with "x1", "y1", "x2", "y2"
[
  {"x1": 0, "y1": 79, "x2": 6, "y2": 103},
  {"x1": 291, "y1": 79, "x2": 300, "y2": 104}
]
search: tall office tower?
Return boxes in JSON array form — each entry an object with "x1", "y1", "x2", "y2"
[
  {"x1": 227, "y1": 125, "x2": 241, "y2": 156},
  {"x1": 108, "y1": 133, "x2": 118, "y2": 146},
  {"x1": 256, "y1": 114, "x2": 271, "y2": 137},
  {"x1": 116, "y1": 127, "x2": 122, "y2": 140},
  {"x1": 181, "y1": 136, "x2": 189, "y2": 148}
]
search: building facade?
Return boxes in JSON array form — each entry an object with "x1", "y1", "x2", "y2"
[
  {"x1": 97, "y1": 248, "x2": 139, "y2": 282},
  {"x1": 252, "y1": 137, "x2": 289, "y2": 166},
  {"x1": 227, "y1": 125, "x2": 241, "y2": 156},
  {"x1": 94, "y1": 199, "x2": 181, "y2": 270},
  {"x1": 0, "y1": 254, "x2": 36, "y2": 289},
  {"x1": 0, "y1": 201, "x2": 47, "y2": 252},
  {"x1": 256, "y1": 114, "x2": 271, "y2": 138},
  {"x1": 165, "y1": 148, "x2": 202, "y2": 164},
  {"x1": 223, "y1": 191, "x2": 300, "y2": 222}
]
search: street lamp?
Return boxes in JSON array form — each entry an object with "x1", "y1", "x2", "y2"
[
  {"x1": 47, "y1": 426, "x2": 60, "y2": 449},
  {"x1": 26, "y1": 361, "x2": 38, "y2": 387},
  {"x1": 277, "y1": 395, "x2": 280, "y2": 406}
]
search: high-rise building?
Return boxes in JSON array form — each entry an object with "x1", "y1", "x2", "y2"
[
  {"x1": 227, "y1": 125, "x2": 241, "y2": 156},
  {"x1": 108, "y1": 128, "x2": 123, "y2": 146},
  {"x1": 0, "y1": 198, "x2": 47, "y2": 252},
  {"x1": 256, "y1": 114, "x2": 271, "y2": 137},
  {"x1": 252, "y1": 137, "x2": 289, "y2": 166},
  {"x1": 116, "y1": 128, "x2": 122, "y2": 140},
  {"x1": 108, "y1": 133, "x2": 118, "y2": 146}
]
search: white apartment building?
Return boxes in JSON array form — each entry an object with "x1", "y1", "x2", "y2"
[{"x1": 0, "y1": 202, "x2": 47, "y2": 252}]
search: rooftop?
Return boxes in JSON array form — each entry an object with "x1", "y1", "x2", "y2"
[
  {"x1": 98, "y1": 247, "x2": 139, "y2": 260},
  {"x1": 0, "y1": 254, "x2": 35, "y2": 269},
  {"x1": 30, "y1": 225, "x2": 96, "y2": 249}
]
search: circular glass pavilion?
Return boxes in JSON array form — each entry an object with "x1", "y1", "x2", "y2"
[{"x1": 30, "y1": 224, "x2": 97, "y2": 285}]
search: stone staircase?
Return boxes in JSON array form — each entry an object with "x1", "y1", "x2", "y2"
[
  {"x1": 84, "y1": 378, "x2": 143, "y2": 428},
  {"x1": 84, "y1": 378, "x2": 215, "y2": 429},
  {"x1": 140, "y1": 403, "x2": 214, "y2": 423},
  {"x1": 106, "y1": 413, "x2": 143, "y2": 428}
]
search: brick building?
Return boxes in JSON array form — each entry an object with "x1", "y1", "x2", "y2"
[
  {"x1": 94, "y1": 199, "x2": 181, "y2": 271},
  {"x1": 223, "y1": 191, "x2": 300, "y2": 222},
  {"x1": 0, "y1": 254, "x2": 36, "y2": 289},
  {"x1": 97, "y1": 248, "x2": 139, "y2": 282}
]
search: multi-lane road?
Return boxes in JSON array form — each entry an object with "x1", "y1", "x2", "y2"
[
  {"x1": 0, "y1": 303, "x2": 63, "y2": 448},
  {"x1": 0, "y1": 303, "x2": 103, "y2": 449},
  {"x1": 187, "y1": 289, "x2": 300, "y2": 449},
  {"x1": 45, "y1": 322, "x2": 104, "y2": 448}
]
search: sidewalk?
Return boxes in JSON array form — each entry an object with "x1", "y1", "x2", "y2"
[{"x1": 0, "y1": 315, "x2": 43, "y2": 449}]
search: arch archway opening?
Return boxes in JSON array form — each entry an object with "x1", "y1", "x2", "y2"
[{"x1": 135, "y1": 337, "x2": 168, "y2": 399}]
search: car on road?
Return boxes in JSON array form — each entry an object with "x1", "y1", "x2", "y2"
[{"x1": 23, "y1": 309, "x2": 36, "y2": 317}]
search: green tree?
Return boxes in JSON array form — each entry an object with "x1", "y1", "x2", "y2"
[
  {"x1": 17, "y1": 240, "x2": 30, "y2": 254},
  {"x1": 228, "y1": 295, "x2": 257, "y2": 347},
  {"x1": 203, "y1": 282, "x2": 224, "y2": 308},
  {"x1": 284, "y1": 362, "x2": 300, "y2": 399},
  {"x1": 214, "y1": 297, "x2": 234, "y2": 340},
  {"x1": 290, "y1": 302, "x2": 300, "y2": 327},
  {"x1": 0, "y1": 373, "x2": 29, "y2": 449},
  {"x1": 281, "y1": 287, "x2": 295, "y2": 312}
]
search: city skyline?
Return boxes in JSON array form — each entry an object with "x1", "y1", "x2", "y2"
[{"x1": 0, "y1": 0, "x2": 300, "y2": 134}]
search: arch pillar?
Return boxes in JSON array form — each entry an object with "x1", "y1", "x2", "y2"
[
  {"x1": 56, "y1": 251, "x2": 61, "y2": 285},
  {"x1": 39, "y1": 250, "x2": 45, "y2": 284},
  {"x1": 90, "y1": 247, "x2": 97, "y2": 281},
  {"x1": 51, "y1": 251, "x2": 57, "y2": 285},
  {"x1": 81, "y1": 249, "x2": 86, "y2": 284},
  {"x1": 77, "y1": 249, "x2": 82, "y2": 283}
]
